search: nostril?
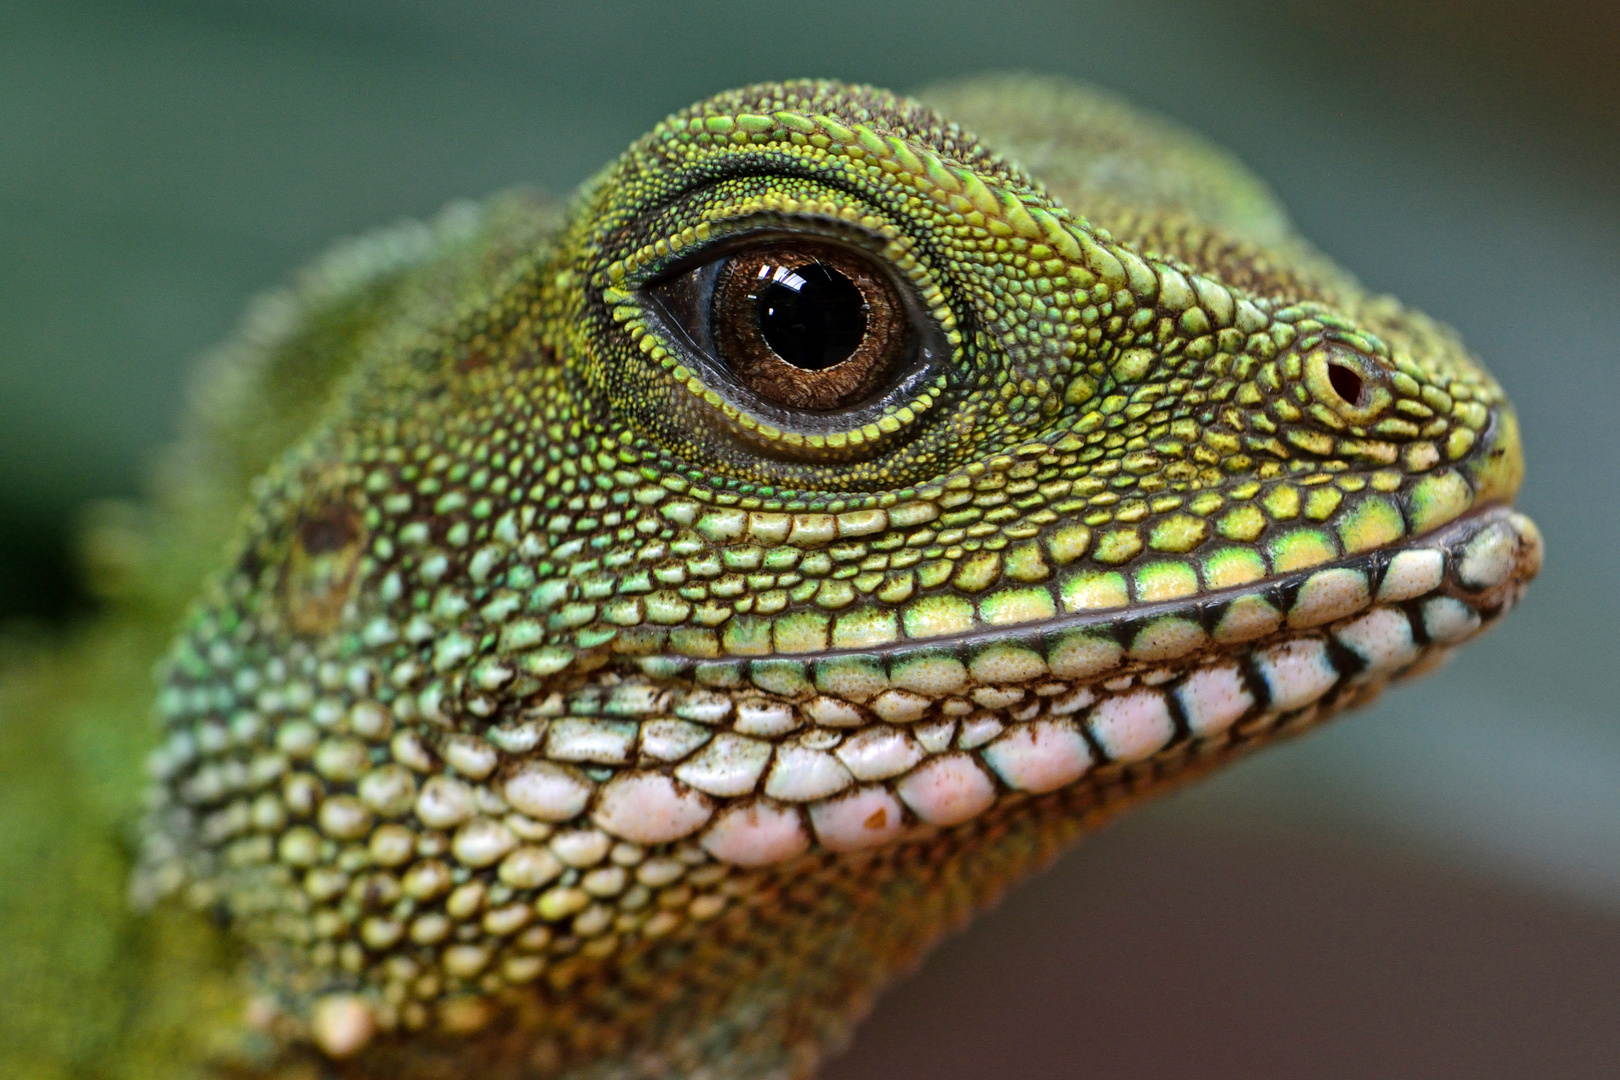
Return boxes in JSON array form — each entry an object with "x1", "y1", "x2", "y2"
[{"x1": 1327, "y1": 362, "x2": 1365, "y2": 407}]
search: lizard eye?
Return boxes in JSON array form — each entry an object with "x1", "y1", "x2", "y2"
[
  {"x1": 647, "y1": 239, "x2": 919, "y2": 412},
  {"x1": 1304, "y1": 344, "x2": 1392, "y2": 422},
  {"x1": 1326, "y1": 360, "x2": 1366, "y2": 408}
]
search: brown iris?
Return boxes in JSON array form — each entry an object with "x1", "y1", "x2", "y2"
[{"x1": 713, "y1": 242, "x2": 910, "y2": 410}]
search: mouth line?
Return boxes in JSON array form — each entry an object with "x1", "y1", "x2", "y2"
[{"x1": 631, "y1": 503, "x2": 1540, "y2": 679}]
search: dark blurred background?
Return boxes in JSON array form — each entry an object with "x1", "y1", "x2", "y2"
[{"x1": 2, "y1": 1, "x2": 1616, "y2": 1075}]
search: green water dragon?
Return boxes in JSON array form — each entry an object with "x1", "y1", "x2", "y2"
[{"x1": 0, "y1": 76, "x2": 1540, "y2": 1079}]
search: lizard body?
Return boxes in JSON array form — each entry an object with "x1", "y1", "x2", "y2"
[{"x1": 0, "y1": 77, "x2": 1539, "y2": 1080}]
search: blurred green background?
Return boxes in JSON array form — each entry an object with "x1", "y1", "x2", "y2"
[{"x1": 2, "y1": 1, "x2": 1617, "y2": 1075}]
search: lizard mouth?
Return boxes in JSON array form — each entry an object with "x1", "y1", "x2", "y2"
[
  {"x1": 578, "y1": 503, "x2": 1541, "y2": 863},
  {"x1": 633, "y1": 504, "x2": 1543, "y2": 685}
]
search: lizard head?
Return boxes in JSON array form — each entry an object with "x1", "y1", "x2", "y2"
[
  {"x1": 139, "y1": 80, "x2": 1540, "y2": 1070},
  {"x1": 540, "y1": 81, "x2": 1528, "y2": 602}
]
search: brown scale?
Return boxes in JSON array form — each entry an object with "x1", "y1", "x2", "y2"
[{"x1": 282, "y1": 503, "x2": 367, "y2": 636}]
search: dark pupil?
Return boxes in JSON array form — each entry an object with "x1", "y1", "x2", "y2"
[
  {"x1": 1327, "y1": 361, "x2": 1366, "y2": 406},
  {"x1": 756, "y1": 262, "x2": 867, "y2": 370}
]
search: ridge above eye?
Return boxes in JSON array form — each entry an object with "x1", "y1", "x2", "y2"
[{"x1": 646, "y1": 238, "x2": 917, "y2": 412}]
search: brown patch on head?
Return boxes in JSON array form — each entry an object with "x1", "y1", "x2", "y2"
[
  {"x1": 283, "y1": 501, "x2": 365, "y2": 636},
  {"x1": 456, "y1": 347, "x2": 491, "y2": 374}
]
